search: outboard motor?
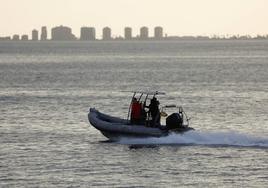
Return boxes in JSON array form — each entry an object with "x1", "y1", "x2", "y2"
[{"x1": 166, "y1": 113, "x2": 183, "y2": 130}]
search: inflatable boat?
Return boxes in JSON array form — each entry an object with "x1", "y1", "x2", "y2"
[{"x1": 88, "y1": 91, "x2": 194, "y2": 141}]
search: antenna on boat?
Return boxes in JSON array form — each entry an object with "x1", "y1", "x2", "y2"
[{"x1": 126, "y1": 92, "x2": 136, "y2": 122}]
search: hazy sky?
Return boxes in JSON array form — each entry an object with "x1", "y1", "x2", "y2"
[{"x1": 1, "y1": 0, "x2": 268, "y2": 38}]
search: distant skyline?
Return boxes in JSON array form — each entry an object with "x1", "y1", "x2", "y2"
[
  {"x1": 2, "y1": 25, "x2": 268, "y2": 41},
  {"x1": 1, "y1": 0, "x2": 268, "y2": 38}
]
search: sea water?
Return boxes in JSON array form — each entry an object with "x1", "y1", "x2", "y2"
[{"x1": 0, "y1": 40, "x2": 267, "y2": 187}]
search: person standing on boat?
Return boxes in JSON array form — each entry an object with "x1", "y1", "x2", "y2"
[
  {"x1": 148, "y1": 97, "x2": 160, "y2": 127},
  {"x1": 131, "y1": 97, "x2": 142, "y2": 124}
]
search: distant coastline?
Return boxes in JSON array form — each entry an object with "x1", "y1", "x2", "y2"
[
  {"x1": 1, "y1": 37, "x2": 268, "y2": 42},
  {"x1": 1, "y1": 25, "x2": 268, "y2": 41}
]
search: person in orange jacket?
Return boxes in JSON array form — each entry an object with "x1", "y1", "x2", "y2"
[{"x1": 130, "y1": 97, "x2": 142, "y2": 124}]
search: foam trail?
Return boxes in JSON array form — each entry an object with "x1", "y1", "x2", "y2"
[{"x1": 118, "y1": 130, "x2": 268, "y2": 148}]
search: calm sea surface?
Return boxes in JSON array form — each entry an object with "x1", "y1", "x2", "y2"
[{"x1": 0, "y1": 40, "x2": 268, "y2": 187}]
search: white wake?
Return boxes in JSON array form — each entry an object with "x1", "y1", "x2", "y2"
[{"x1": 118, "y1": 130, "x2": 268, "y2": 148}]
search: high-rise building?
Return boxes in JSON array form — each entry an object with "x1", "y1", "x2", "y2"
[
  {"x1": 12, "y1": 34, "x2": 20, "y2": 41},
  {"x1": 41, "y1": 26, "x2": 47, "y2": 40},
  {"x1": 154, "y1": 26, "x2": 163, "y2": 39},
  {"x1": 51, "y1": 25, "x2": 76, "y2": 41},
  {"x1": 80, "y1": 27, "x2": 96, "y2": 40},
  {"x1": 124, "y1": 27, "x2": 132, "y2": 40},
  {"x1": 102, "y1": 27, "x2": 111, "y2": 40},
  {"x1": 0, "y1": 36, "x2": 11, "y2": 41},
  {"x1": 21, "y1": 35, "x2": 29, "y2": 41},
  {"x1": 140, "y1": 26, "x2": 149, "y2": 39},
  {"x1": 32, "y1": 29, "x2": 38, "y2": 41}
]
